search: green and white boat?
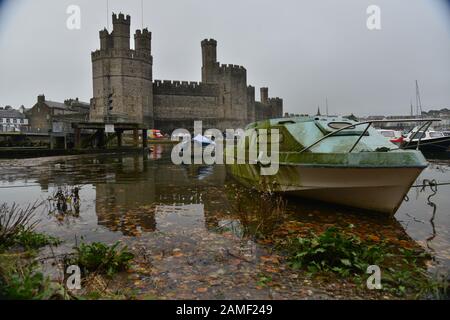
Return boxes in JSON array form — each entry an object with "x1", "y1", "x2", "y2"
[{"x1": 226, "y1": 116, "x2": 435, "y2": 215}]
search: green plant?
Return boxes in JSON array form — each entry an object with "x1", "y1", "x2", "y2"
[
  {"x1": 283, "y1": 227, "x2": 386, "y2": 277},
  {"x1": 66, "y1": 242, "x2": 134, "y2": 277},
  {"x1": 13, "y1": 227, "x2": 61, "y2": 250},
  {"x1": 0, "y1": 258, "x2": 62, "y2": 300},
  {"x1": 0, "y1": 202, "x2": 60, "y2": 252},
  {"x1": 426, "y1": 272, "x2": 450, "y2": 300},
  {"x1": 0, "y1": 202, "x2": 40, "y2": 249},
  {"x1": 256, "y1": 274, "x2": 272, "y2": 287},
  {"x1": 279, "y1": 226, "x2": 440, "y2": 298},
  {"x1": 382, "y1": 262, "x2": 449, "y2": 298}
]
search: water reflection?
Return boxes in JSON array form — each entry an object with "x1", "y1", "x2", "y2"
[
  {"x1": 0, "y1": 146, "x2": 449, "y2": 270},
  {"x1": 397, "y1": 161, "x2": 450, "y2": 268}
]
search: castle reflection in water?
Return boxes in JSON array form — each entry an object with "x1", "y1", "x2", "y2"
[{"x1": 28, "y1": 146, "x2": 231, "y2": 236}]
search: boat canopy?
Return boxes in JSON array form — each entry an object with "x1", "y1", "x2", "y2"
[{"x1": 245, "y1": 116, "x2": 395, "y2": 153}]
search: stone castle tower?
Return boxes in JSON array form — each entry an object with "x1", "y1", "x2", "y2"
[
  {"x1": 90, "y1": 13, "x2": 153, "y2": 126},
  {"x1": 201, "y1": 39, "x2": 249, "y2": 127},
  {"x1": 90, "y1": 13, "x2": 283, "y2": 131}
]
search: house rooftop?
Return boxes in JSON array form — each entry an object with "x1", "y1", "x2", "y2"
[
  {"x1": 0, "y1": 108, "x2": 26, "y2": 119},
  {"x1": 45, "y1": 100, "x2": 70, "y2": 110},
  {"x1": 35, "y1": 95, "x2": 90, "y2": 113}
]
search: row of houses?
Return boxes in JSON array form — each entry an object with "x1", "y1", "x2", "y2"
[
  {"x1": 1, "y1": 95, "x2": 90, "y2": 133},
  {"x1": 0, "y1": 106, "x2": 28, "y2": 132},
  {"x1": 3, "y1": 96, "x2": 450, "y2": 134},
  {"x1": 360, "y1": 111, "x2": 450, "y2": 130}
]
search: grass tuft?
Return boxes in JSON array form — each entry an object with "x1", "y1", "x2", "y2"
[{"x1": 64, "y1": 241, "x2": 134, "y2": 277}]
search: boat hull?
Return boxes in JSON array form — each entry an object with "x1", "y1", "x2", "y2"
[
  {"x1": 228, "y1": 164, "x2": 425, "y2": 215},
  {"x1": 402, "y1": 137, "x2": 450, "y2": 152}
]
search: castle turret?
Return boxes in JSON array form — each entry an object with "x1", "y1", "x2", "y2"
[
  {"x1": 269, "y1": 97, "x2": 283, "y2": 118},
  {"x1": 260, "y1": 87, "x2": 269, "y2": 104},
  {"x1": 99, "y1": 29, "x2": 113, "y2": 50},
  {"x1": 90, "y1": 13, "x2": 153, "y2": 127},
  {"x1": 201, "y1": 39, "x2": 218, "y2": 83},
  {"x1": 134, "y1": 28, "x2": 152, "y2": 54},
  {"x1": 112, "y1": 13, "x2": 131, "y2": 50},
  {"x1": 247, "y1": 86, "x2": 256, "y2": 123}
]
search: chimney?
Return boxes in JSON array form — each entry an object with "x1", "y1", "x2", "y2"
[{"x1": 38, "y1": 95, "x2": 45, "y2": 104}]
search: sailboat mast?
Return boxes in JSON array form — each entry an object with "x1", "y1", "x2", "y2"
[{"x1": 415, "y1": 80, "x2": 423, "y2": 117}]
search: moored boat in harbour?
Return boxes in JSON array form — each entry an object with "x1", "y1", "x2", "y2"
[
  {"x1": 226, "y1": 116, "x2": 437, "y2": 215},
  {"x1": 402, "y1": 127, "x2": 450, "y2": 153}
]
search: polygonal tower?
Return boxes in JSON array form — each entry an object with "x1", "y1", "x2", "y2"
[
  {"x1": 201, "y1": 39, "x2": 219, "y2": 83},
  {"x1": 90, "y1": 13, "x2": 154, "y2": 127}
]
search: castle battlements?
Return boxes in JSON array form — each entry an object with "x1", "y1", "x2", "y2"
[
  {"x1": 94, "y1": 13, "x2": 151, "y2": 60},
  {"x1": 135, "y1": 28, "x2": 152, "y2": 53},
  {"x1": 154, "y1": 80, "x2": 198, "y2": 87},
  {"x1": 100, "y1": 28, "x2": 110, "y2": 37},
  {"x1": 201, "y1": 39, "x2": 217, "y2": 46},
  {"x1": 112, "y1": 13, "x2": 131, "y2": 25},
  {"x1": 219, "y1": 64, "x2": 246, "y2": 73},
  {"x1": 153, "y1": 80, "x2": 219, "y2": 96},
  {"x1": 268, "y1": 97, "x2": 283, "y2": 102},
  {"x1": 135, "y1": 28, "x2": 152, "y2": 38},
  {"x1": 269, "y1": 98, "x2": 283, "y2": 111}
]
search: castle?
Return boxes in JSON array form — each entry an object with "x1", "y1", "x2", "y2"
[{"x1": 90, "y1": 13, "x2": 283, "y2": 132}]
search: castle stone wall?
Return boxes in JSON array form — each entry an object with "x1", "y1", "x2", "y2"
[
  {"x1": 90, "y1": 14, "x2": 153, "y2": 126},
  {"x1": 90, "y1": 13, "x2": 283, "y2": 132},
  {"x1": 153, "y1": 80, "x2": 221, "y2": 132},
  {"x1": 154, "y1": 95, "x2": 220, "y2": 120}
]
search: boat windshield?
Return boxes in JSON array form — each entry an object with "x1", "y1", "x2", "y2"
[
  {"x1": 410, "y1": 132, "x2": 426, "y2": 140},
  {"x1": 430, "y1": 132, "x2": 444, "y2": 138}
]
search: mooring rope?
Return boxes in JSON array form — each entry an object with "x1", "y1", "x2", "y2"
[{"x1": 411, "y1": 181, "x2": 450, "y2": 188}]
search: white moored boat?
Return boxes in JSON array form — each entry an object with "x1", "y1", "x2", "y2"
[{"x1": 226, "y1": 116, "x2": 438, "y2": 215}]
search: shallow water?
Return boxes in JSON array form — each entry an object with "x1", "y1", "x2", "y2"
[{"x1": 0, "y1": 145, "x2": 449, "y2": 275}]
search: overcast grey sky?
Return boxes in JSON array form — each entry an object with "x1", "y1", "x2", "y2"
[{"x1": 0, "y1": 0, "x2": 449, "y2": 116}]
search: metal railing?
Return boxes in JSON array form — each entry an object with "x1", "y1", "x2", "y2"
[{"x1": 299, "y1": 118, "x2": 441, "y2": 153}]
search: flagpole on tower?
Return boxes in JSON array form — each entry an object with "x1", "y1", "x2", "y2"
[
  {"x1": 107, "y1": 0, "x2": 110, "y2": 30},
  {"x1": 141, "y1": 0, "x2": 144, "y2": 29}
]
